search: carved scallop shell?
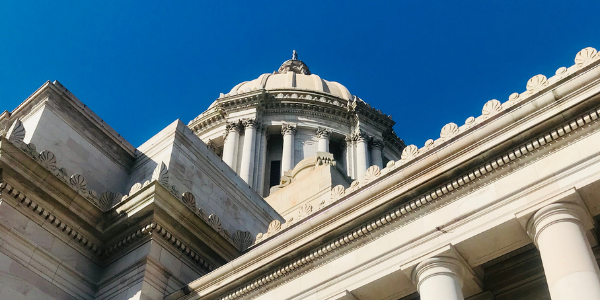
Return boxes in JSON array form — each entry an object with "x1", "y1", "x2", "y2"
[
  {"x1": 482, "y1": 99, "x2": 502, "y2": 117},
  {"x1": 6, "y1": 119, "x2": 25, "y2": 145},
  {"x1": 38, "y1": 150, "x2": 57, "y2": 171},
  {"x1": 255, "y1": 232, "x2": 264, "y2": 244},
  {"x1": 129, "y1": 182, "x2": 142, "y2": 195},
  {"x1": 401, "y1": 145, "x2": 418, "y2": 161},
  {"x1": 526, "y1": 74, "x2": 548, "y2": 93},
  {"x1": 208, "y1": 214, "x2": 222, "y2": 230},
  {"x1": 331, "y1": 185, "x2": 345, "y2": 200},
  {"x1": 575, "y1": 47, "x2": 598, "y2": 68},
  {"x1": 298, "y1": 203, "x2": 313, "y2": 218},
  {"x1": 142, "y1": 180, "x2": 151, "y2": 187},
  {"x1": 364, "y1": 166, "x2": 381, "y2": 182},
  {"x1": 98, "y1": 192, "x2": 122, "y2": 210},
  {"x1": 465, "y1": 116, "x2": 475, "y2": 127},
  {"x1": 424, "y1": 139, "x2": 435, "y2": 150},
  {"x1": 152, "y1": 162, "x2": 169, "y2": 186},
  {"x1": 440, "y1": 123, "x2": 459, "y2": 141},
  {"x1": 23, "y1": 143, "x2": 37, "y2": 158},
  {"x1": 385, "y1": 160, "x2": 396, "y2": 169},
  {"x1": 508, "y1": 92, "x2": 520, "y2": 103},
  {"x1": 349, "y1": 180, "x2": 361, "y2": 192},
  {"x1": 181, "y1": 192, "x2": 196, "y2": 208},
  {"x1": 69, "y1": 174, "x2": 87, "y2": 193},
  {"x1": 267, "y1": 220, "x2": 281, "y2": 234},
  {"x1": 232, "y1": 230, "x2": 252, "y2": 250}
]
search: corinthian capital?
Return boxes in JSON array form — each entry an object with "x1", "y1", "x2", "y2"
[
  {"x1": 225, "y1": 121, "x2": 242, "y2": 133},
  {"x1": 281, "y1": 123, "x2": 297, "y2": 136},
  {"x1": 242, "y1": 118, "x2": 259, "y2": 129},
  {"x1": 370, "y1": 139, "x2": 384, "y2": 150},
  {"x1": 352, "y1": 130, "x2": 370, "y2": 142},
  {"x1": 316, "y1": 127, "x2": 332, "y2": 139}
]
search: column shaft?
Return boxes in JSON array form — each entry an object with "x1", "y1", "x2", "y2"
[
  {"x1": 527, "y1": 202, "x2": 600, "y2": 300},
  {"x1": 316, "y1": 127, "x2": 331, "y2": 153},
  {"x1": 370, "y1": 139, "x2": 384, "y2": 169},
  {"x1": 239, "y1": 119, "x2": 257, "y2": 184},
  {"x1": 281, "y1": 124, "x2": 296, "y2": 173},
  {"x1": 354, "y1": 131, "x2": 370, "y2": 180},
  {"x1": 222, "y1": 122, "x2": 241, "y2": 170},
  {"x1": 258, "y1": 128, "x2": 269, "y2": 196},
  {"x1": 413, "y1": 257, "x2": 465, "y2": 300}
]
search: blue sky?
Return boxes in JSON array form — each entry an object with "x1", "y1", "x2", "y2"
[{"x1": 1, "y1": 1, "x2": 598, "y2": 147}]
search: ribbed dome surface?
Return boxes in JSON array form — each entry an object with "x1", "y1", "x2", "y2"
[{"x1": 223, "y1": 54, "x2": 353, "y2": 101}]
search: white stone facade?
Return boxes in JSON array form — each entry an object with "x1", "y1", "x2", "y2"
[{"x1": 1, "y1": 47, "x2": 600, "y2": 300}]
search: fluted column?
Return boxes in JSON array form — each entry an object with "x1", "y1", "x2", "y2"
[
  {"x1": 281, "y1": 123, "x2": 296, "y2": 173},
  {"x1": 370, "y1": 139, "x2": 384, "y2": 169},
  {"x1": 222, "y1": 121, "x2": 241, "y2": 170},
  {"x1": 412, "y1": 257, "x2": 465, "y2": 300},
  {"x1": 527, "y1": 202, "x2": 600, "y2": 300},
  {"x1": 239, "y1": 118, "x2": 257, "y2": 185},
  {"x1": 354, "y1": 130, "x2": 370, "y2": 180},
  {"x1": 316, "y1": 127, "x2": 331, "y2": 153},
  {"x1": 258, "y1": 127, "x2": 269, "y2": 196}
]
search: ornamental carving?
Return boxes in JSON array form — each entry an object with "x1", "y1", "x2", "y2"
[
  {"x1": 281, "y1": 123, "x2": 297, "y2": 135},
  {"x1": 298, "y1": 203, "x2": 313, "y2": 219},
  {"x1": 575, "y1": 47, "x2": 598, "y2": 68},
  {"x1": 465, "y1": 116, "x2": 475, "y2": 127},
  {"x1": 385, "y1": 160, "x2": 396, "y2": 169},
  {"x1": 232, "y1": 230, "x2": 253, "y2": 250},
  {"x1": 440, "y1": 123, "x2": 459, "y2": 141},
  {"x1": 353, "y1": 130, "x2": 370, "y2": 142},
  {"x1": 69, "y1": 174, "x2": 87, "y2": 193},
  {"x1": 208, "y1": 214, "x2": 222, "y2": 230},
  {"x1": 370, "y1": 139, "x2": 384, "y2": 150},
  {"x1": 364, "y1": 166, "x2": 381, "y2": 182},
  {"x1": 181, "y1": 191, "x2": 196, "y2": 208},
  {"x1": 242, "y1": 118, "x2": 258, "y2": 128},
  {"x1": 152, "y1": 162, "x2": 169, "y2": 187},
  {"x1": 482, "y1": 99, "x2": 502, "y2": 117},
  {"x1": 401, "y1": 145, "x2": 418, "y2": 161},
  {"x1": 424, "y1": 139, "x2": 435, "y2": 150},
  {"x1": 267, "y1": 220, "x2": 281, "y2": 234},
  {"x1": 331, "y1": 185, "x2": 345, "y2": 201},
  {"x1": 22, "y1": 143, "x2": 37, "y2": 159},
  {"x1": 507, "y1": 92, "x2": 520, "y2": 104},
  {"x1": 225, "y1": 121, "x2": 242, "y2": 133},
  {"x1": 129, "y1": 182, "x2": 142, "y2": 195},
  {"x1": 316, "y1": 127, "x2": 332, "y2": 139},
  {"x1": 99, "y1": 192, "x2": 122, "y2": 210},
  {"x1": 38, "y1": 150, "x2": 57, "y2": 172},
  {"x1": 6, "y1": 119, "x2": 25, "y2": 146},
  {"x1": 525, "y1": 74, "x2": 548, "y2": 93}
]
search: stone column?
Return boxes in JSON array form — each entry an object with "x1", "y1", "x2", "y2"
[
  {"x1": 370, "y1": 139, "x2": 384, "y2": 169},
  {"x1": 354, "y1": 130, "x2": 370, "y2": 180},
  {"x1": 222, "y1": 121, "x2": 241, "y2": 170},
  {"x1": 281, "y1": 123, "x2": 296, "y2": 173},
  {"x1": 258, "y1": 127, "x2": 269, "y2": 196},
  {"x1": 412, "y1": 257, "x2": 465, "y2": 300},
  {"x1": 527, "y1": 202, "x2": 600, "y2": 300},
  {"x1": 316, "y1": 127, "x2": 331, "y2": 153},
  {"x1": 239, "y1": 118, "x2": 257, "y2": 185}
]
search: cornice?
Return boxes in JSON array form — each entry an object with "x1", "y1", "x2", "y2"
[
  {"x1": 208, "y1": 100, "x2": 600, "y2": 300},
  {"x1": 170, "y1": 47, "x2": 600, "y2": 300},
  {"x1": 0, "y1": 181, "x2": 101, "y2": 255}
]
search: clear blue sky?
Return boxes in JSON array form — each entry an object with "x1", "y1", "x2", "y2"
[{"x1": 1, "y1": 1, "x2": 598, "y2": 147}]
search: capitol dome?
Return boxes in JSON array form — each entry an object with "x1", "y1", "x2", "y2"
[{"x1": 222, "y1": 52, "x2": 353, "y2": 101}]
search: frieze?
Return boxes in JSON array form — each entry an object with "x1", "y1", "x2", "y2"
[{"x1": 221, "y1": 103, "x2": 600, "y2": 300}]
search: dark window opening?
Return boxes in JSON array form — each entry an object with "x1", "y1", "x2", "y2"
[{"x1": 269, "y1": 160, "x2": 281, "y2": 188}]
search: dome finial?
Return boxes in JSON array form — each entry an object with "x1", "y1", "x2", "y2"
[{"x1": 292, "y1": 50, "x2": 298, "y2": 61}]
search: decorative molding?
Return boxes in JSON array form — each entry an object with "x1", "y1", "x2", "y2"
[
  {"x1": 98, "y1": 192, "x2": 122, "y2": 211},
  {"x1": 152, "y1": 162, "x2": 169, "y2": 186},
  {"x1": 242, "y1": 118, "x2": 258, "y2": 129},
  {"x1": 316, "y1": 127, "x2": 332, "y2": 139},
  {"x1": 230, "y1": 105, "x2": 600, "y2": 300},
  {"x1": 6, "y1": 119, "x2": 25, "y2": 146},
  {"x1": 101, "y1": 221, "x2": 215, "y2": 271},
  {"x1": 363, "y1": 166, "x2": 381, "y2": 183},
  {"x1": 352, "y1": 130, "x2": 370, "y2": 142},
  {"x1": 281, "y1": 123, "x2": 297, "y2": 136},
  {"x1": 181, "y1": 191, "x2": 196, "y2": 208},
  {"x1": 369, "y1": 139, "x2": 384, "y2": 150},
  {"x1": 482, "y1": 99, "x2": 502, "y2": 118},
  {"x1": 440, "y1": 123, "x2": 459, "y2": 141},
  {"x1": 0, "y1": 181, "x2": 100, "y2": 254}
]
